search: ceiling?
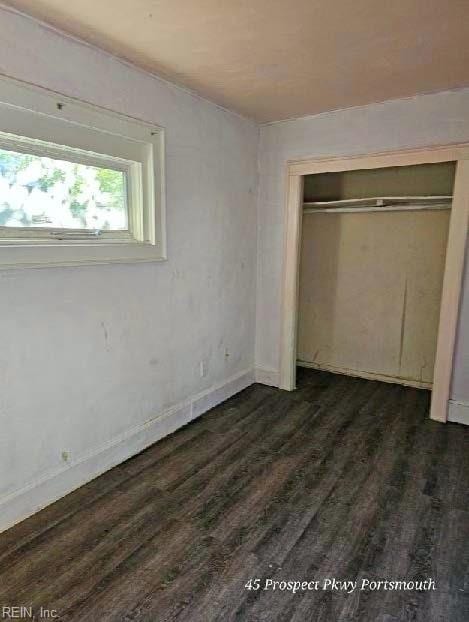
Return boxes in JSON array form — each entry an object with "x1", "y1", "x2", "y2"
[{"x1": 5, "y1": 0, "x2": 469, "y2": 122}]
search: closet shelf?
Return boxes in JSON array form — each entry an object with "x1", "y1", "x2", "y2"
[{"x1": 303, "y1": 195, "x2": 452, "y2": 214}]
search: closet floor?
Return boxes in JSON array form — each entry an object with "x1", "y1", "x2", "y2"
[{"x1": 0, "y1": 369, "x2": 467, "y2": 621}]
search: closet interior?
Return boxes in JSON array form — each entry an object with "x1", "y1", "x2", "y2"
[{"x1": 297, "y1": 161, "x2": 456, "y2": 388}]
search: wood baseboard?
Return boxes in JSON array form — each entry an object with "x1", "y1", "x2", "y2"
[
  {"x1": 0, "y1": 368, "x2": 255, "y2": 534},
  {"x1": 448, "y1": 400, "x2": 469, "y2": 425},
  {"x1": 254, "y1": 366, "x2": 279, "y2": 387},
  {"x1": 297, "y1": 360, "x2": 432, "y2": 390}
]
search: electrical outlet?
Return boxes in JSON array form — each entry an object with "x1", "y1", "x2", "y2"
[{"x1": 199, "y1": 360, "x2": 207, "y2": 378}]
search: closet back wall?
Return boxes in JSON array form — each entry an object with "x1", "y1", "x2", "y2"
[
  {"x1": 297, "y1": 209, "x2": 450, "y2": 386},
  {"x1": 298, "y1": 162, "x2": 454, "y2": 386}
]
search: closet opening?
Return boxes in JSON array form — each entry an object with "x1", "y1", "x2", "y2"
[
  {"x1": 280, "y1": 146, "x2": 469, "y2": 422},
  {"x1": 298, "y1": 162, "x2": 455, "y2": 390}
]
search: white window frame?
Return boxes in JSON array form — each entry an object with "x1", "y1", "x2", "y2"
[{"x1": 0, "y1": 76, "x2": 166, "y2": 268}]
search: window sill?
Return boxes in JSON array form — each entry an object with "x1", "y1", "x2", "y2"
[{"x1": 0, "y1": 240, "x2": 167, "y2": 269}]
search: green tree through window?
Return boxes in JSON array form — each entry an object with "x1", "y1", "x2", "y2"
[{"x1": 0, "y1": 147, "x2": 127, "y2": 230}]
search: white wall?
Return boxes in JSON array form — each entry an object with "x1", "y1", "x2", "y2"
[
  {"x1": 256, "y1": 89, "x2": 469, "y2": 400},
  {"x1": 0, "y1": 8, "x2": 259, "y2": 530},
  {"x1": 452, "y1": 259, "x2": 469, "y2": 401},
  {"x1": 450, "y1": 257, "x2": 469, "y2": 423}
]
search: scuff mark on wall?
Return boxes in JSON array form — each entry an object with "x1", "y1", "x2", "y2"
[{"x1": 100, "y1": 321, "x2": 110, "y2": 352}]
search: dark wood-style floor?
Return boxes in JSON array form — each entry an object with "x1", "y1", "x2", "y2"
[{"x1": 0, "y1": 369, "x2": 468, "y2": 621}]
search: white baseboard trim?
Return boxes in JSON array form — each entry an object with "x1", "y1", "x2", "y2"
[
  {"x1": 448, "y1": 399, "x2": 469, "y2": 425},
  {"x1": 0, "y1": 368, "x2": 254, "y2": 534},
  {"x1": 254, "y1": 366, "x2": 279, "y2": 387}
]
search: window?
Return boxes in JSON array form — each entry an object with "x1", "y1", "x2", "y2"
[
  {"x1": 0, "y1": 76, "x2": 165, "y2": 268},
  {"x1": 0, "y1": 142, "x2": 129, "y2": 235}
]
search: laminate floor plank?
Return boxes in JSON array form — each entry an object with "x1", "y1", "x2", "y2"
[{"x1": 0, "y1": 370, "x2": 467, "y2": 622}]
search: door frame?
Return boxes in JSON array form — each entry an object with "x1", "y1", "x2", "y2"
[{"x1": 279, "y1": 143, "x2": 469, "y2": 422}]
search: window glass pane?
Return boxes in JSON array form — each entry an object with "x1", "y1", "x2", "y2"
[{"x1": 0, "y1": 147, "x2": 127, "y2": 230}]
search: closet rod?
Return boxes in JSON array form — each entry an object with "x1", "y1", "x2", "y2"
[{"x1": 303, "y1": 204, "x2": 451, "y2": 215}]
